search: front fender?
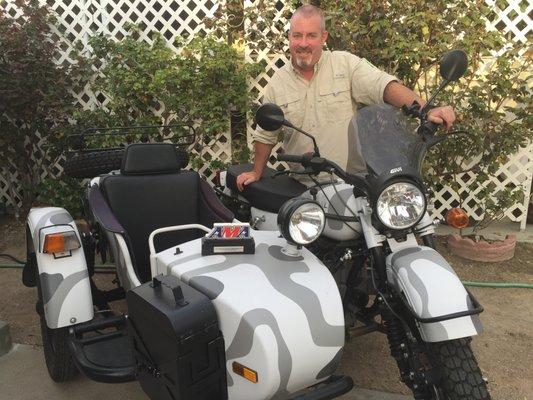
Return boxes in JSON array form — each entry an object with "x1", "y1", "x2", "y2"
[
  {"x1": 386, "y1": 246, "x2": 483, "y2": 342},
  {"x1": 27, "y1": 207, "x2": 94, "y2": 329}
]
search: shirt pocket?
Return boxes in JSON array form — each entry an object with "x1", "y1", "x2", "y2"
[
  {"x1": 278, "y1": 92, "x2": 303, "y2": 127},
  {"x1": 319, "y1": 82, "x2": 353, "y2": 122}
]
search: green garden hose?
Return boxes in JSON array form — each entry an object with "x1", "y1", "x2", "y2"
[
  {"x1": 461, "y1": 281, "x2": 533, "y2": 289},
  {"x1": 1, "y1": 261, "x2": 532, "y2": 288}
]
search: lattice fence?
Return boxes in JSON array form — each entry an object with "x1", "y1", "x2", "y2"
[
  {"x1": 244, "y1": 0, "x2": 532, "y2": 229},
  {"x1": 0, "y1": 0, "x2": 230, "y2": 212},
  {"x1": 1, "y1": 0, "x2": 531, "y2": 228}
]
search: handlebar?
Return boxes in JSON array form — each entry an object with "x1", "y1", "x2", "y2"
[
  {"x1": 276, "y1": 153, "x2": 370, "y2": 192},
  {"x1": 276, "y1": 153, "x2": 309, "y2": 163},
  {"x1": 418, "y1": 120, "x2": 440, "y2": 139}
]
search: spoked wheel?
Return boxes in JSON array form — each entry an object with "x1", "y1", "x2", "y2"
[{"x1": 36, "y1": 275, "x2": 78, "y2": 382}]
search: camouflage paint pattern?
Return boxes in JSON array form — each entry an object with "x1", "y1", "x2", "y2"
[
  {"x1": 27, "y1": 207, "x2": 93, "y2": 329},
  {"x1": 301, "y1": 182, "x2": 362, "y2": 241},
  {"x1": 386, "y1": 246, "x2": 482, "y2": 342},
  {"x1": 155, "y1": 230, "x2": 345, "y2": 400}
]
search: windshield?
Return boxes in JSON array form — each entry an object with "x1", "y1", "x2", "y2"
[{"x1": 348, "y1": 104, "x2": 426, "y2": 176}]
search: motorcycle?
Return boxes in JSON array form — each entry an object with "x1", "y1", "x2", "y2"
[{"x1": 217, "y1": 50, "x2": 491, "y2": 399}]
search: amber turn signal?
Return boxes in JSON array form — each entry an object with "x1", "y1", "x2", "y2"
[
  {"x1": 232, "y1": 361, "x2": 258, "y2": 383},
  {"x1": 445, "y1": 208, "x2": 469, "y2": 229},
  {"x1": 43, "y1": 231, "x2": 81, "y2": 254}
]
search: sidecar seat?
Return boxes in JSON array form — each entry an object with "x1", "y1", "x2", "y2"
[{"x1": 89, "y1": 143, "x2": 234, "y2": 283}]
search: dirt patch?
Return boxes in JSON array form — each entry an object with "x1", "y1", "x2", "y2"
[{"x1": 1, "y1": 215, "x2": 532, "y2": 399}]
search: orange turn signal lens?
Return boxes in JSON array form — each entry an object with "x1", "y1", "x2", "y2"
[
  {"x1": 445, "y1": 208, "x2": 469, "y2": 229},
  {"x1": 232, "y1": 361, "x2": 258, "y2": 383},
  {"x1": 43, "y1": 231, "x2": 81, "y2": 254}
]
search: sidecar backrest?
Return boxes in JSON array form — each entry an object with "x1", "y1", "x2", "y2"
[
  {"x1": 95, "y1": 143, "x2": 233, "y2": 283},
  {"x1": 226, "y1": 163, "x2": 307, "y2": 213}
]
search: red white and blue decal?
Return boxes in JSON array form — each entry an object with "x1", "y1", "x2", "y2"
[{"x1": 207, "y1": 223, "x2": 251, "y2": 239}]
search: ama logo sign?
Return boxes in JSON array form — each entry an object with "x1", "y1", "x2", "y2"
[{"x1": 208, "y1": 224, "x2": 250, "y2": 239}]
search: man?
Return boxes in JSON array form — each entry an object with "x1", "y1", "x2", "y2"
[{"x1": 236, "y1": 5, "x2": 455, "y2": 190}]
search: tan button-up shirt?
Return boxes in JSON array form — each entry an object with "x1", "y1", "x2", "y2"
[{"x1": 253, "y1": 50, "x2": 397, "y2": 175}]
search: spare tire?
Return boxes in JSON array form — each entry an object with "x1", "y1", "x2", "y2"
[
  {"x1": 63, "y1": 149, "x2": 124, "y2": 178},
  {"x1": 63, "y1": 148, "x2": 190, "y2": 179}
]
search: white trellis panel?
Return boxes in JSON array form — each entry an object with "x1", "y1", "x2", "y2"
[
  {"x1": 0, "y1": 0, "x2": 231, "y2": 211},
  {"x1": 485, "y1": 0, "x2": 532, "y2": 44}
]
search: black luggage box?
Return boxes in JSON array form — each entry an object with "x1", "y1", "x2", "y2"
[{"x1": 126, "y1": 274, "x2": 228, "y2": 400}]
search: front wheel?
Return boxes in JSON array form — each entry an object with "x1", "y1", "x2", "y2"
[
  {"x1": 386, "y1": 316, "x2": 490, "y2": 399},
  {"x1": 428, "y1": 338, "x2": 490, "y2": 400}
]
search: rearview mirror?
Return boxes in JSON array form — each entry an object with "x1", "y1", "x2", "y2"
[
  {"x1": 255, "y1": 103, "x2": 285, "y2": 131},
  {"x1": 440, "y1": 49, "x2": 468, "y2": 82}
]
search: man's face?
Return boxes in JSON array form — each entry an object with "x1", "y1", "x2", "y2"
[{"x1": 289, "y1": 14, "x2": 328, "y2": 71}]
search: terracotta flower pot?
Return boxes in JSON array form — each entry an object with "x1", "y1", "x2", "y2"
[{"x1": 447, "y1": 234, "x2": 517, "y2": 262}]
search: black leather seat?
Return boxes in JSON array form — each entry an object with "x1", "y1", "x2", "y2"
[
  {"x1": 226, "y1": 163, "x2": 307, "y2": 213},
  {"x1": 91, "y1": 143, "x2": 234, "y2": 283}
]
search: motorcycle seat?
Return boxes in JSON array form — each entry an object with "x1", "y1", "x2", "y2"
[{"x1": 226, "y1": 163, "x2": 307, "y2": 213}]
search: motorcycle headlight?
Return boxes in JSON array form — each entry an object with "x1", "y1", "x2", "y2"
[
  {"x1": 277, "y1": 198, "x2": 325, "y2": 245},
  {"x1": 376, "y1": 182, "x2": 426, "y2": 230}
]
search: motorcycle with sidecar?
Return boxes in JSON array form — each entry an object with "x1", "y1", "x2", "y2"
[
  {"x1": 21, "y1": 49, "x2": 490, "y2": 400},
  {"x1": 216, "y1": 50, "x2": 491, "y2": 400}
]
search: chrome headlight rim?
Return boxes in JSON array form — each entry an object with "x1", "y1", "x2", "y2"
[
  {"x1": 375, "y1": 180, "x2": 427, "y2": 230},
  {"x1": 277, "y1": 198, "x2": 325, "y2": 245}
]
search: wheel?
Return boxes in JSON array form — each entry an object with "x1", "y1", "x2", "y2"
[
  {"x1": 63, "y1": 147, "x2": 190, "y2": 178},
  {"x1": 427, "y1": 338, "x2": 490, "y2": 400},
  {"x1": 386, "y1": 316, "x2": 490, "y2": 399},
  {"x1": 36, "y1": 275, "x2": 78, "y2": 381},
  {"x1": 63, "y1": 149, "x2": 124, "y2": 178}
]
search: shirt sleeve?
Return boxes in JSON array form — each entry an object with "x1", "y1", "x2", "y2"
[
  {"x1": 251, "y1": 84, "x2": 280, "y2": 146},
  {"x1": 348, "y1": 54, "x2": 397, "y2": 106}
]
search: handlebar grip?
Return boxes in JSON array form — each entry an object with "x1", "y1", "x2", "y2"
[
  {"x1": 420, "y1": 121, "x2": 440, "y2": 136},
  {"x1": 277, "y1": 154, "x2": 305, "y2": 163}
]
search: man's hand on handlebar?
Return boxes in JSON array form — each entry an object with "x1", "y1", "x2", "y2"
[
  {"x1": 427, "y1": 106, "x2": 456, "y2": 130},
  {"x1": 236, "y1": 170, "x2": 261, "y2": 191}
]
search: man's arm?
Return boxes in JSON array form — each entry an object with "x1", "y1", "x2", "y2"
[
  {"x1": 236, "y1": 141, "x2": 274, "y2": 191},
  {"x1": 383, "y1": 81, "x2": 456, "y2": 129}
]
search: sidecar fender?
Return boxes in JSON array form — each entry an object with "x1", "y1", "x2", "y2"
[
  {"x1": 386, "y1": 246, "x2": 483, "y2": 342},
  {"x1": 27, "y1": 207, "x2": 93, "y2": 329}
]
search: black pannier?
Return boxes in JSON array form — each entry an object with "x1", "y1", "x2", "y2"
[{"x1": 127, "y1": 274, "x2": 228, "y2": 400}]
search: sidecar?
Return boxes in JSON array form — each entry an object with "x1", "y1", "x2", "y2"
[{"x1": 23, "y1": 143, "x2": 353, "y2": 400}]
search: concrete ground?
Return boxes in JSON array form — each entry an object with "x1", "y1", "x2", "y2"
[{"x1": 0, "y1": 344, "x2": 412, "y2": 400}]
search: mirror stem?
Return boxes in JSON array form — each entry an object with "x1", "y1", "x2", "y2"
[
  {"x1": 421, "y1": 79, "x2": 449, "y2": 116},
  {"x1": 284, "y1": 121, "x2": 321, "y2": 157}
]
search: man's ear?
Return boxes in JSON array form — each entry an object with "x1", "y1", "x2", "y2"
[{"x1": 321, "y1": 30, "x2": 328, "y2": 45}]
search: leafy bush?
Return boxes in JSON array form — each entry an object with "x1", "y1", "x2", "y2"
[
  {"x1": 0, "y1": 0, "x2": 88, "y2": 211},
  {"x1": 71, "y1": 29, "x2": 262, "y2": 169}
]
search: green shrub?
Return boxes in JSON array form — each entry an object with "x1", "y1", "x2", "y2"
[{"x1": 0, "y1": 0, "x2": 88, "y2": 212}]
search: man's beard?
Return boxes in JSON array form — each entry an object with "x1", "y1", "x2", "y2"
[{"x1": 294, "y1": 50, "x2": 313, "y2": 69}]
